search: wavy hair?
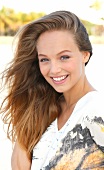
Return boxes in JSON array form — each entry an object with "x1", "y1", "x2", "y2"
[{"x1": 0, "y1": 10, "x2": 92, "y2": 160}]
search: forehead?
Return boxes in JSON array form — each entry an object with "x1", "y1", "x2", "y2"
[
  {"x1": 36, "y1": 30, "x2": 77, "y2": 52},
  {"x1": 37, "y1": 30, "x2": 74, "y2": 43}
]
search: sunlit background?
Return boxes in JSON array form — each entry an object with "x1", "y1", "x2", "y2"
[{"x1": 0, "y1": 0, "x2": 104, "y2": 169}]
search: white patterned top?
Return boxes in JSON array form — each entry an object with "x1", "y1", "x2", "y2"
[{"x1": 31, "y1": 91, "x2": 104, "y2": 170}]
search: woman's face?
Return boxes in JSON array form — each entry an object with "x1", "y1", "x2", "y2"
[{"x1": 37, "y1": 30, "x2": 90, "y2": 93}]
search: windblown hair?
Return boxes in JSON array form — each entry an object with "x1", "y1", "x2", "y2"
[{"x1": 0, "y1": 10, "x2": 92, "y2": 160}]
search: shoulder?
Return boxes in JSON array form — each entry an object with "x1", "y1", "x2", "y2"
[
  {"x1": 83, "y1": 91, "x2": 104, "y2": 149},
  {"x1": 11, "y1": 142, "x2": 31, "y2": 170},
  {"x1": 82, "y1": 91, "x2": 104, "y2": 115},
  {"x1": 87, "y1": 91, "x2": 104, "y2": 117}
]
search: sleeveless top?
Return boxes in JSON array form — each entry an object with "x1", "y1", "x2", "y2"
[{"x1": 31, "y1": 91, "x2": 104, "y2": 170}]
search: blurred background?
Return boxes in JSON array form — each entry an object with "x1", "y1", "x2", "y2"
[{"x1": 0, "y1": 0, "x2": 104, "y2": 169}]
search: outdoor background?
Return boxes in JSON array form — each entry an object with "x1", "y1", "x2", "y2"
[{"x1": 0, "y1": 0, "x2": 104, "y2": 169}]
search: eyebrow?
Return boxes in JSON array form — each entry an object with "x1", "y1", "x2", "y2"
[{"x1": 38, "y1": 50, "x2": 71, "y2": 57}]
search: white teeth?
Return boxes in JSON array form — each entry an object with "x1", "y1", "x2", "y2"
[{"x1": 53, "y1": 76, "x2": 67, "y2": 81}]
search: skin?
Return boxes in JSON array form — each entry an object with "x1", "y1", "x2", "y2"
[
  {"x1": 11, "y1": 30, "x2": 95, "y2": 169},
  {"x1": 11, "y1": 142, "x2": 31, "y2": 170},
  {"x1": 37, "y1": 30, "x2": 95, "y2": 129}
]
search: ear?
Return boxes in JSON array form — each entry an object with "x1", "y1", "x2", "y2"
[{"x1": 82, "y1": 51, "x2": 90, "y2": 64}]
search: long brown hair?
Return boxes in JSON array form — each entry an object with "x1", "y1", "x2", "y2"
[{"x1": 0, "y1": 10, "x2": 92, "y2": 160}]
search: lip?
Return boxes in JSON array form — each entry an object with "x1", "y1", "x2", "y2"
[{"x1": 51, "y1": 75, "x2": 68, "y2": 84}]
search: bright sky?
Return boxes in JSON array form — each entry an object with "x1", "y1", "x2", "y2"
[
  {"x1": 0, "y1": 0, "x2": 91, "y2": 13},
  {"x1": 0, "y1": 0, "x2": 104, "y2": 24}
]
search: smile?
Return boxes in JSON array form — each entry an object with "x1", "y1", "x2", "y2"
[{"x1": 52, "y1": 75, "x2": 67, "y2": 82}]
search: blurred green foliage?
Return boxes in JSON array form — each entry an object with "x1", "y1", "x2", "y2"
[
  {"x1": 0, "y1": 7, "x2": 104, "y2": 36},
  {"x1": 0, "y1": 7, "x2": 46, "y2": 35}
]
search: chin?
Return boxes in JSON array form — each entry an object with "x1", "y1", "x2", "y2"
[{"x1": 53, "y1": 87, "x2": 65, "y2": 93}]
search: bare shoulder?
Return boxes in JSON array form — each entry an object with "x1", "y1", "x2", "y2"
[{"x1": 11, "y1": 141, "x2": 31, "y2": 170}]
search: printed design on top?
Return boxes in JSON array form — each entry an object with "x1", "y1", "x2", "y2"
[{"x1": 44, "y1": 116, "x2": 104, "y2": 170}]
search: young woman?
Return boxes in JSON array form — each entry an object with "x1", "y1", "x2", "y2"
[{"x1": 1, "y1": 10, "x2": 104, "y2": 170}]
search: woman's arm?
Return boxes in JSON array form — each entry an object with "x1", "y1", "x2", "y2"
[{"x1": 11, "y1": 142, "x2": 31, "y2": 170}]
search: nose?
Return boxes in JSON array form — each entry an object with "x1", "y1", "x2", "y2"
[{"x1": 50, "y1": 61, "x2": 61, "y2": 74}]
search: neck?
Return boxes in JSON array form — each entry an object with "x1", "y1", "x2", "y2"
[{"x1": 63, "y1": 76, "x2": 95, "y2": 107}]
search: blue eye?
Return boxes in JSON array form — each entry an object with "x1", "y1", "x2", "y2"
[
  {"x1": 61, "y1": 56, "x2": 70, "y2": 60},
  {"x1": 39, "y1": 58, "x2": 49, "y2": 62}
]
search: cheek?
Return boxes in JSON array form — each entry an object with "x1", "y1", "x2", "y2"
[
  {"x1": 64, "y1": 61, "x2": 75, "y2": 72},
  {"x1": 39, "y1": 64, "x2": 49, "y2": 76},
  {"x1": 66, "y1": 60, "x2": 82, "y2": 74}
]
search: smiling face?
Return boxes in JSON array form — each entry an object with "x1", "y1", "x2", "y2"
[{"x1": 36, "y1": 30, "x2": 90, "y2": 93}]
